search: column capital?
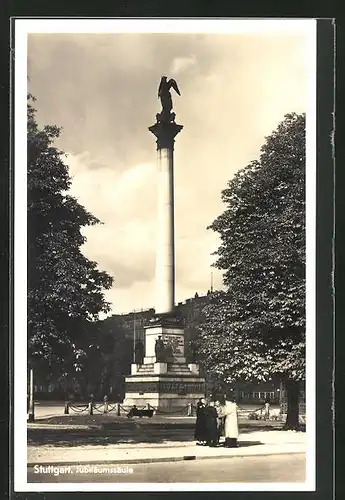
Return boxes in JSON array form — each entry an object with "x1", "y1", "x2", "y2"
[{"x1": 149, "y1": 119, "x2": 183, "y2": 150}]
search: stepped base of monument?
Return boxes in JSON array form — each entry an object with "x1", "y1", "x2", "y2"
[
  {"x1": 122, "y1": 395, "x2": 202, "y2": 413},
  {"x1": 125, "y1": 315, "x2": 205, "y2": 412},
  {"x1": 123, "y1": 371, "x2": 205, "y2": 413}
]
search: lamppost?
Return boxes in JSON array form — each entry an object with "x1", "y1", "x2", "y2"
[
  {"x1": 28, "y1": 366, "x2": 35, "y2": 422},
  {"x1": 133, "y1": 310, "x2": 136, "y2": 363}
]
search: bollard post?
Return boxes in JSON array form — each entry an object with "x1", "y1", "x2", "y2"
[
  {"x1": 116, "y1": 402, "x2": 120, "y2": 416},
  {"x1": 187, "y1": 402, "x2": 193, "y2": 416},
  {"x1": 147, "y1": 403, "x2": 150, "y2": 410},
  {"x1": 88, "y1": 401, "x2": 93, "y2": 415},
  {"x1": 64, "y1": 401, "x2": 69, "y2": 414},
  {"x1": 103, "y1": 395, "x2": 108, "y2": 414}
]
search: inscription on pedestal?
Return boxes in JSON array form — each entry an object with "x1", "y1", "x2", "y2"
[
  {"x1": 161, "y1": 334, "x2": 184, "y2": 357},
  {"x1": 126, "y1": 380, "x2": 205, "y2": 394}
]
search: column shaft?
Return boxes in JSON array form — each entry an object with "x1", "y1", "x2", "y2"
[{"x1": 155, "y1": 147, "x2": 175, "y2": 314}]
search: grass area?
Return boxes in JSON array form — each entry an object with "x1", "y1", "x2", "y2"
[
  {"x1": 27, "y1": 410, "x2": 308, "y2": 449},
  {"x1": 27, "y1": 415, "x2": 288, "y2": 448}
]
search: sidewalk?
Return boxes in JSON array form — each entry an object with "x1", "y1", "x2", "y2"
[{"x1": 27, "y1": 430, "x2": 305, "y2": 466}]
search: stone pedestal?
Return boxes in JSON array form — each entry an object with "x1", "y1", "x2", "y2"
[
  {"x1": 143, "y1": 320, "x2": 186, "y2": 365},
  {"x1": 123, "y1": 375, "x2": 205, "y2": 412},
  {"x1": 154, "y1": 362, "x2": 168, "y2": 374},
  {"x1": 123, "y1": 317, "x2": 205, "y2": 411},
  {"x1": 188, "y1": 364, "x2": 200, "y2": 375}
]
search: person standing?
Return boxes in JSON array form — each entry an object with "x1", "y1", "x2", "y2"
[
  {"x1": 223, "y1": 393, "x2": 239, "y2": 448},
  {"x1": 264, "y1": 396, "x2": 270, "y2": 420},
  {"x1": 205, "y1": 401, "x2": 219, "y2": 447},
  {"x1": 194, "y1": 397, "x2": 207, "y2": 445},
  {"x1": 215, "y1": 400, "x2": 225, "y2": 444}
]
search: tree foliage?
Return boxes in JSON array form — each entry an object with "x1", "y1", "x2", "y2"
[
  {"x1": 27, "y1": 95, "x2": 114, "y2": 375},
  {"x1": 196, "y1": 113, "x2": 306, "y2": 427}
]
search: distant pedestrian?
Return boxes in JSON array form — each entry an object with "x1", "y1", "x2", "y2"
[
  {"x1": 194, "y1": 397, "x2": 207, "y2": 445},
  {"x1": 205, "y1": 401, "x2": 219, "y2": 447},
  {"x1": 264, "y1": 397, "x2": 270, "y2": 420},
  {"x1": 223, "y1": 393, "x2": 239, "y2": 448}
]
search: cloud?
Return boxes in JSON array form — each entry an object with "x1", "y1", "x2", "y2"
[
  {"x1": 67, "y1": 154, "x2": 157, "y2": 291},
  {"x1": 28, "y1": 30, "x2": 309, "y2": 313},
  {"x1": 170, "y1": 55, "x2": 197, "y2": 75}
]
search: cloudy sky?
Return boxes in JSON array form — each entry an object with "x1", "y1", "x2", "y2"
[{"x1": 27, "y1": 22, "x2": 311, "y2": 315}]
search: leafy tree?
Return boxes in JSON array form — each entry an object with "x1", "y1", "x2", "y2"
[
  {"x1": 74, "y1": 319, "x2": 133, "y2": 400},
  {"x1": 196, "y1": 113, "x2": 306, "y2": 429},
  {"x1": 27, "y1": 95, "x2": 113, "y2": 383}
]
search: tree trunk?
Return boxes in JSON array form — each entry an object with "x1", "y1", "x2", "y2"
[
  {"x1": 284, "y1": 379, "x2": 300, "y2": 430},
  {"x1": 80, "y1": 377, "x2": 88, "y2": 400}
]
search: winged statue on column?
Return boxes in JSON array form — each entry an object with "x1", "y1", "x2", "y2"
[{"x1": 157, "y1": 76, "x2": 181, "y2": 122}]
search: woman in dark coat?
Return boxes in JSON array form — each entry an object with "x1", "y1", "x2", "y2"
[
  {"x1": 194, "y1": 397, "x2": 207, "y2": 445},
  {"x1": 205, "y1": 401, "x2": 219, "y2": 447}
]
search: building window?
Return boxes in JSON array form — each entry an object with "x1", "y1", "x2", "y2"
[{"x1": 253, "y1": 392, "x2": 260, "y2": 399}]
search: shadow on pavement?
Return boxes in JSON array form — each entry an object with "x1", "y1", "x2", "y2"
[
  {"x1": 198, "y1": 441, "x2": 263, "y2": 449},
  {"x1": 237, "y1": 441, "x2": 262, "y2": 447},
  {"x1": 27, "y1": 415, "x2": 297, "y2": 448},
  {"x1": 27, "y1": 424, "x2": 268, "y2": 448}
]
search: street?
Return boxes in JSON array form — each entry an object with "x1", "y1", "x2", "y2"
[
  {"x1": 30, "y1": 403, "x2": 66, "y2": 420},
  {"x1": 28, "y1": 453, "x2": 305, "y2": 483}
]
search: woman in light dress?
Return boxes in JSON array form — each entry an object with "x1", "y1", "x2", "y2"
[
  {"x1": 223, "y1": 393, "x2": 239, "y2": 448},
  {"x1": 214, "y1": 400, "x2": 225, "y2": 444}
]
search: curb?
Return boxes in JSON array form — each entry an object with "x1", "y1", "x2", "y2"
[
  {"x1": 28, "y1": 424, "x2": 196, "y2": 431},
  {"x1": 27, "y1": 450, "x2": 305, "y2": 468},
  {"x1": 27, "y1": 423, "x2": 285, "y2": 431}
]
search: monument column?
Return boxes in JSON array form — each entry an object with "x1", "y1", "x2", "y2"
[
  {"x1": 123, "y1": 77, "x2": 205, "y2": 412},
  {"x1": 149, "y1": 120, "x2": 183, "y2": 315}
]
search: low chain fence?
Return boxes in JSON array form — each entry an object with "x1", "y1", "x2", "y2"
[
  {"x1": 63, "y1": 400, "x2": 305, "y2": 422},
  {"x1": 63, "y1": 401, "x2": 195, "y2": 416},
  {"x1": 64, "y1": 401, "x2": 120, "y2": 416},
  {"x1": 65, "y1": 403, "x2": 89, "y2": 414}
]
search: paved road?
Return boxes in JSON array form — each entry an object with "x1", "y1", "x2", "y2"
[
  {"x1": 30, "y1": 404, "x2": 66, "y2": 419},
  {"x1": 28, "y1": 453, "x2": 305, "y2": 483}
]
